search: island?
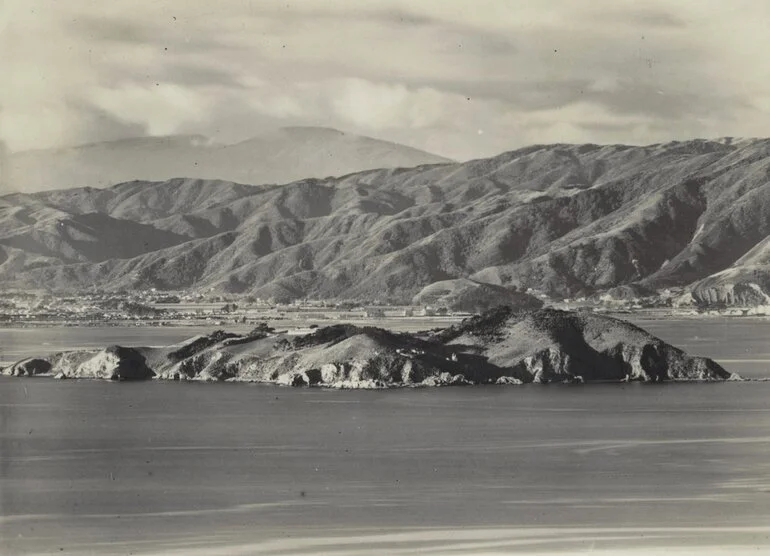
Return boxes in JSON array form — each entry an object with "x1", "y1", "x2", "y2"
[{"x1": 2, "y1": 307, "x2": 732, "y2": 387}]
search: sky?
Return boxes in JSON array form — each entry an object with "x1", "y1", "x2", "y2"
[{"x1": 1, "y1": 0, "x2": 769, "y2": 160}]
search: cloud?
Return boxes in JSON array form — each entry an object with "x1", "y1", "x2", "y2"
[
  {"x1": 330, "y1": 79, "x2": 445, "y2": 130},
  {"x1": 1, "y1": 0, "x2": 769, "y2": 160},
  {"x1": 583, "y1": 6, "x2": 688, "y2": 29},
  {"x1": 0, "y1": 2, "x2": 112, "y2": 150},
  {"x1": 69, "y1": 15, "x2": 156, "y2": 44},
  {"x1": 88, "y1": 83, "x2": 211, "y2": 136}
]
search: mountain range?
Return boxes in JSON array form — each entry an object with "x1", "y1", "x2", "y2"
[
  {"x1": 2, "y1": 136, "x2": 770, "y2": 304},
  {"x1": 2, "y1": 127, "x2": 451, "y2": 193}
]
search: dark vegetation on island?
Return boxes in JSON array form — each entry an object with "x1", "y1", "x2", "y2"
[{"x1": 2, "y1": 307, "x2": 732, "y2": 387}]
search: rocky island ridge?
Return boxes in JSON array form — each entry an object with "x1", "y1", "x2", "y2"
[{"x1": 2, "y1": 307, "x2": 732, "y2": 387}]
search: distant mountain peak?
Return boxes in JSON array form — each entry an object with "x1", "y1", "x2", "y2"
[
  {"x1": 277, "y1": 126, "x2": 347, "y2": 135},
  {"x1": 5, "y1": 128, "x2": 451, "y2": 193}
]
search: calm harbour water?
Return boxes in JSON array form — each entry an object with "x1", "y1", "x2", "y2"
[{"x1": 1, "y1": 318, "x2": 770, "y2": 554}]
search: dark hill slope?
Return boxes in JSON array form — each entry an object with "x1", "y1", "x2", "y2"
[{"x1": 2, "y1": 138, "x2": 770, "y2": 300}]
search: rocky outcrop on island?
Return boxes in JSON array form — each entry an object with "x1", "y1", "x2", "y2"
[
  {"x1": 435, "y1": 307, "x2": 728, "y2": 382},
  {"x1": 6, "y1": 346, "x2": 155, "y2": 381},
  {"x1": 2, "y1": 308, "x2": 730, "y2": 387}
]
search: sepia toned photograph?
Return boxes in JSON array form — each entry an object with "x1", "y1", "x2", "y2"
[{"x1": 1, "y1": 1, "x2": 770, "y2": 554}]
